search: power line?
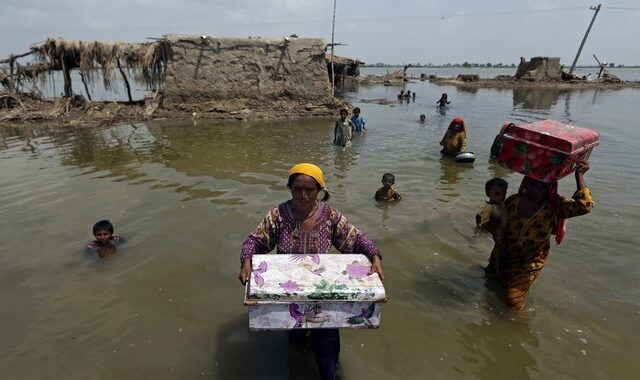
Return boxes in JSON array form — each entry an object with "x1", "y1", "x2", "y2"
[
  {"x1": 0, "y1": 6, "x2": 615, "y2": 33},
  {"x1": 603, "y1": 6, "x2": 640, "y2": 11}
]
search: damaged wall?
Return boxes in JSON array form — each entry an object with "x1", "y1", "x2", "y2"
[
  {"x1": 162, "y1": 35, "x2": 339, "y2": 118},
  {"x1": 515, "y1": 56, "x2": 561, "y2": 81}
]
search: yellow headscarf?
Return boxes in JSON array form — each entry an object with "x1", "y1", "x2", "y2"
[{"x1": 288, "y1": 163, "x2": 325, "y2": 189}]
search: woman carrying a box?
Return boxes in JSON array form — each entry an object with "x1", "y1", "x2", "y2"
[
  {"x1": 498, "y1": 160, "x2": 593, "y2": 311},
  {"x1": 239, "y1": 162, "x2": 384, "y2": 380}
]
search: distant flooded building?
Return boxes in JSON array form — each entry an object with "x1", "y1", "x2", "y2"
[
  {"x1": 325, "y1": 54, "x2": 364, "y2": 86},
  {"x1": 515, "y1": 56, "x2": 562, "y2": 81}
]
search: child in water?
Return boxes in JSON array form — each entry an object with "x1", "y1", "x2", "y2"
[
  {"x1": 437, "y1": 93, "x2": 451, "y2": 107},
  {"x1": 334, "y1": 108, "x2": 355, "y2": 147},
  {"x1": 351, "y1": 107, "x2": 366, "y2": 133},
  {"x1": 86, "y1": 219, "x2": 125, "y2": 258},
  {"x1": 375, "y1": 173, "x2": 402, "y2": 201},
  {"x1": 419, "y1": 114, "x2": 426, "y2": 123},
  {"x1": 476, "y1": 178, "x2": 508, "y2": 274}
]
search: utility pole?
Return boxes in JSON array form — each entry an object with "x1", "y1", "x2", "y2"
[
  {"x1": 330, "y1": 0, "x2": 337, "y2": 94},
  {"x1": 569, "y1": 4, "x2": 601, "y2": 75}
]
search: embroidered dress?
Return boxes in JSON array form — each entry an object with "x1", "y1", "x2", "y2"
[
  {"x1": 500, "y1": 187, "x2": 593, "y2": 309},
  {"x1": 241, "y1": 200, "x2": 380, "y2": 380},
  {"x1": 241, "y1": 200, "x2": 380, "y2": 264}
]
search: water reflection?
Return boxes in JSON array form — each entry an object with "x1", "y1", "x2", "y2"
[
  {"x1": 332, "y1": 145, "x2": 358, "y2": 179},
  {"x1": 213, "y1": 315, "x2": 289, "y2": 378},
  {"x1": 513, "y1": 87, "x2": 561, "y2": 110},
  {"x1": 374, "y1": 200, "x2": 398, "y2": 228},
  {"x1": 458, "y1": 86, "x2": 479, "y2": 94},
  {"x1": 487, "y1": 158, "x2": 511, "y2": 180},
  {"x1": 439, "y1": 156, "x2": 473, "y2": 185},
  {"x1": 458, "y1": 313, "x2": 540, "y2": 379}
]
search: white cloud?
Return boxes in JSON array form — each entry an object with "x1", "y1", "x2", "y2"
[{"x1": 0, "y1": 0, "x2": 639, "y2": 64}]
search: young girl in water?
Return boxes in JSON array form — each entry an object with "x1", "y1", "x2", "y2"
[
  {"x1": 86, "y1": 220, "x2": 125, "y2": 258},
  {"x1": 436, "y1": 93, "x2": 451, "y2": 107},
  {"x1": 375, "y1": 173, "x2": 402, "y2": 201},
  {"x1": 476, "y1": 178, "x2": 508, "y2": 275}
]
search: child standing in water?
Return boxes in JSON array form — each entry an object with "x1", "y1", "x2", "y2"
[
  {"x1": 334, "y1": 108, "x2": 355, "y2": 147},
  {"x1": 351, "y1": 107, "x2": 366, "y2": 133},
  {"x1": 375, "y1": 173, "x2": 402, "y2": 201},
  {"x1": 86, "y1": 219, "x2": 125, "y2": 258},
  {"x1": 476, "y1": 178, "x2": 508, "y2": 274},
  {"x1": 437, "y1": 93, "x2": 451, "y2": 107}
]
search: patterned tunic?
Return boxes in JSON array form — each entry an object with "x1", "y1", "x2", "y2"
[
  {"x1": 500, "y1": 187, "x2": 593, "y2": 309},
  {"x1": 241, "y1": 200, "x2": 380, "y2": 264},
  {"x1": 441, "y1": 131, "x2": 467, "y2": 155}
]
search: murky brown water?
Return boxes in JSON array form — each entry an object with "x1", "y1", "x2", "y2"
[{"x1": 1, "y1": 81, "x2": 639, "y2": 379}]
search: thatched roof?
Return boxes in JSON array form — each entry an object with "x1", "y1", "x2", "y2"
[{"x1": 29, "y1": 38, "x2": 172, "y2": 90}]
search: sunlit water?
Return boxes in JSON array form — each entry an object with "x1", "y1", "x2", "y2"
[{"x1": 1, "y1": 80, "x2": 639, "y2": 379}]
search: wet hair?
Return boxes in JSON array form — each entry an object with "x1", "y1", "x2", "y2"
[
  {"x1": 339, "y1": 108, "x2": 348, "y2": 115},
  {"x1": 419, "y1": 114, "x2": 426, "y2": 119},
  {"x1": 353, "y1": 107, "x2": 361, "y2": 113},
  {"x1": 93, "y1": 219, "x2": 114, "y2": 235},
  {"x1": 287, "y1": 173, "x2": 330, "y2": 201},
  {"x1": 485, "y1": 178, "x2": 508, "y2": 196},
  {"x1": 382, "y1": 173, "x2": 396, "y2": 183},
  {"x1": 441, "y1": 93, "x2": 448, "y2": 98}
]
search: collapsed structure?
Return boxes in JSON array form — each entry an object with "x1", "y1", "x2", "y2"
[
  {"x1": 514, "y1": 56, "x2": 562, "y2": 81},
  {"x1": 0, "y1": 35, "x2": 344, "y2": 123},
  {"x1": 160, "y1": 35, "x2": 339, "y2": 118}
]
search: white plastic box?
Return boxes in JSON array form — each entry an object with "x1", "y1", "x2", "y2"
[{"x1": 244, "y1": 254, "x2": 387, "y2": 331}]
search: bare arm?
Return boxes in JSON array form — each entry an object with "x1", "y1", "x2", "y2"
[{"x1": 557, "y1": 160, "x2": 593, "y2": 219}]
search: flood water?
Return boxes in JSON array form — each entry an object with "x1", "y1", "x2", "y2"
[{"x1": 1, "y1": 80, "x2": 639, "y2": 379}]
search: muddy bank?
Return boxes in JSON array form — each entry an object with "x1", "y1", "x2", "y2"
[
  {"x1": 429, "y1": 77, "x2": 640, "y2": 90},
  {"x1": 0, "y1": 93, "x2": 346, "y2": 128},
  {"x1": 0, "y1": 95, "x2": 146, "y2": 127}
]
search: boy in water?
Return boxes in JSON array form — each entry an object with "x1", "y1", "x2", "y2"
[
  {"x1": 476, "y1": 178, "x2": 508, "y2": 274},
  {"x1": 334, "y1": 108, "x2": 355, "y2": 147},
  {"x1": 437, "y1": 93, "x2": 451, "y2": 107},
  {"x1": 375, "y1": 173, "x2": 402, "y2": 201},
  {"x1": 351, "y1": 107, "x2": 366, "y2": 133},
  {"x1": 86, "y1": 219, "x2": 125, "y2": 258},
  {"x1": 419, "y1": 114, "x2": 426, "y2": 123}
]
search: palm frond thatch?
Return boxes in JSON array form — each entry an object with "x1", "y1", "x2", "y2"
[{"x1": 29, "y1": 38, "x2": 172, "y2": 90}]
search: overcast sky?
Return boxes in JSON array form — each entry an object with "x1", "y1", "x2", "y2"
[{"x1": 1, "y1": 0, "x2": 639, "y2": 65}]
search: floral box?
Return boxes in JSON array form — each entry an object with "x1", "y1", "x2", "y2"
[
  {"x1": 244, "y1": 254, "x2": 386, "y2": 330},
  {"x1": 495, "y1": 119, "x2": 599, "y2": 182}
]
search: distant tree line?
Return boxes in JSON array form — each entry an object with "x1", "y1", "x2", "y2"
[{"x1": 365, "y1": 62, "x2": 630, "y2": 68}]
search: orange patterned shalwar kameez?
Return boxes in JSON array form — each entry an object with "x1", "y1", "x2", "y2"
[{"x1": 499, "y1": 187, "x2": 593, "y2": 310}]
